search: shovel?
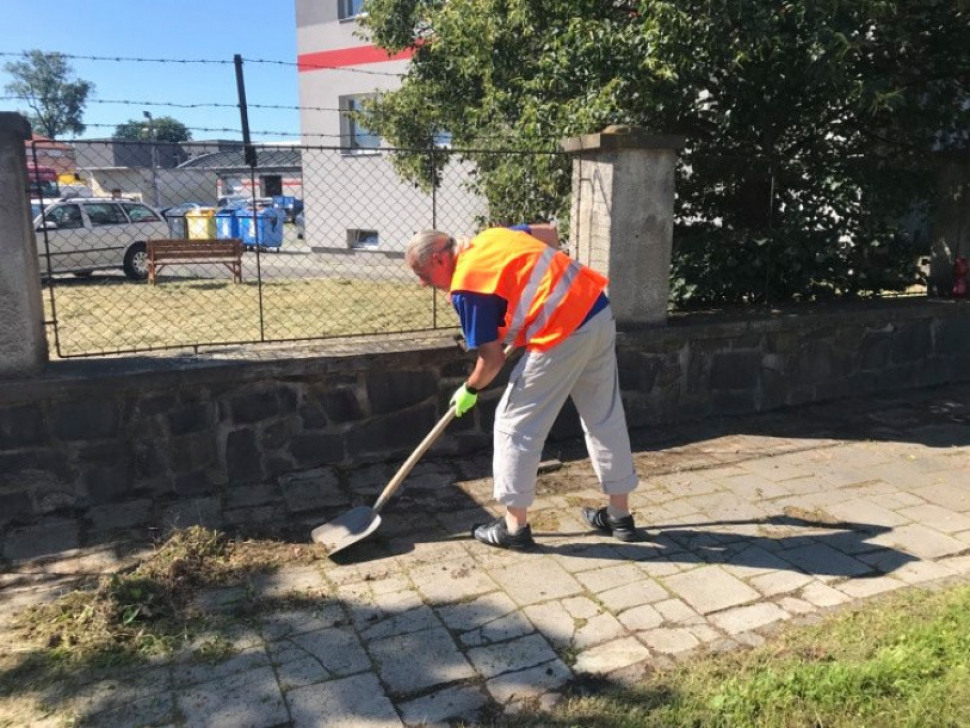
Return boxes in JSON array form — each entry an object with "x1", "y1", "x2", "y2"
[
  {"x1": 310, "y1": 405, "x2": 459, "y2": 556},
  {"x1": 311, "y1": 345, "x2": 514, "y2": 557}
]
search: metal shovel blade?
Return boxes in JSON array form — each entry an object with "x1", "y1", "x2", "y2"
[{"x1": 311, "y1": 507, "x2": 382, "y2": 555}]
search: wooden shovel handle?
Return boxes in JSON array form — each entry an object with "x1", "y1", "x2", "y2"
[{"x1": 371, "y1": 345, "x2": 514, "y2": 514}]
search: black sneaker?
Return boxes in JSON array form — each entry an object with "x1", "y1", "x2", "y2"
[
  {"x1": 472, "y1": 518, "x2": 536, "y2": 550},
  {"x1": 582, "y1": 507, "x2": 639, "y2": 542}
]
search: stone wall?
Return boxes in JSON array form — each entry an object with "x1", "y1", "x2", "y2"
[{"x1": 1, "y1": 300, "x2": 968, "y2": 562}]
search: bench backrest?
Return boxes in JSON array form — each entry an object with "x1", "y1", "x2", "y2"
[{"x1": 149, "y1": 239, "x2": 243, "y2": 258}]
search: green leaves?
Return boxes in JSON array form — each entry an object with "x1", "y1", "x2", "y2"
[
  {"x1": 362, "y1": 0, "x2": 964, "y2": 300},
  {"x1": 3, "y1": 50, "x2": 94, "y2": 138}
]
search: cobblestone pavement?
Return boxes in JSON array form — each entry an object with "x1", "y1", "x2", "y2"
[{"x1": 3, "y1": 383, "x2": 970, "y2": 726}]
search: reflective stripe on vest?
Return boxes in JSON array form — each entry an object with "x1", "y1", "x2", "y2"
[
  {"x1": 503, "y1": 246, "x2": 556, "y2": 345},
  {"x1": 524, "y1": 258, "x2": 582, "y2": 343}
]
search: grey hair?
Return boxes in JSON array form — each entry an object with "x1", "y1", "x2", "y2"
[{"x1": 405, "y1": 229, "x2": 456, "y2": 269}]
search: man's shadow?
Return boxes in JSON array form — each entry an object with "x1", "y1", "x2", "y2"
[
  {"x1": 331, "y1": 511, "x2": 916, "y2": 579},
  {"x1": 528, "y1": 513, "x2": 915, "y2": 577}
]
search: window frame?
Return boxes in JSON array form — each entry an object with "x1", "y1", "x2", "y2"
[
  {"x1": 347, "y1": 228, "x2": 380, "y2": 250},
  {"x1": 44, "y1": 203, "x2": 84, "y2": 230},
  {"x1": 339, "y1": 94, "x2": 381, "y2": 155},
  {"x1": 122, "y1": 202, "x2": 161, "y2": 223},
  {"x1": 84, "y1": 202, "x2": 129, "y2": 227},
  {"x1": 338, "y1": 0, "x2": 366, "y2": 21}
]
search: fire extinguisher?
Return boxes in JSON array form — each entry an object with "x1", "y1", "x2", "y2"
[{"x1": 953, "y1": 257, "x2": 968, "y2": 298}]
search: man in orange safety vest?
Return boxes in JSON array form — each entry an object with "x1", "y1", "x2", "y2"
[{"x1": 406, "y1": 225, "x2": 640, "y2": 549}]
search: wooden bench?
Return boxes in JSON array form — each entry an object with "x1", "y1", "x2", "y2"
[{"x1": 147, "y1": 239, "x2": 244, "y2": 285}]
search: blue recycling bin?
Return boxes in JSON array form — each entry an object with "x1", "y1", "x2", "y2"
[
  {"x1": 272, "y1": 195, "x2": 298, "y2": 222},
  {"x1": 215, "y1": 209, "x2": 240, "y2": 240},
  {"x1": 238, "y1": 207, "x2": 285, "y2": 249}
]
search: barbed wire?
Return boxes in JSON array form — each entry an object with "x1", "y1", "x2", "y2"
[
  {"x1": 0, "y1": 95, "x2": 344, "y2": 113},
  {"x1": 0, "y1": 51, "x2": 405, "y2": 78}
]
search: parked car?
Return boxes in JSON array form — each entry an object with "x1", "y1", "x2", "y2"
[{"x1": 34, "y1": 198, "x2": 169, "y2": 280}]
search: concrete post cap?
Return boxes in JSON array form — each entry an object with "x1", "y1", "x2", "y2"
[
  {"x1": 0, "y1": 113, "x2": 32, "y2": 139},
  {"x1": 561, "y1": 125, "x2": 686, "y2": 154}
]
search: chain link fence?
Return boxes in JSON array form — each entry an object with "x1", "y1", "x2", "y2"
[{"x1": 29, "y1": 139, "x2": 565, "y2": 358}]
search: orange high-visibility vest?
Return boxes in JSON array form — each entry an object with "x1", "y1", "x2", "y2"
[{"x1": 450, "y1": 228, "x2": 608, "y2": 352}]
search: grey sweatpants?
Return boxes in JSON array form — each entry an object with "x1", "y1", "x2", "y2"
[{"x1": 493, "y1": 306, "x2": 639, "y2": 509}]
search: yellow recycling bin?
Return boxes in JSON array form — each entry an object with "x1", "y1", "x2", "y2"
[{"x1": 185, "y1": 208, "x2": 217, "y2": 239}]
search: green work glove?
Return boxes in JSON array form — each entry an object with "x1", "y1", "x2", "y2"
[{"x1": 450, "y1": 383, "x2": 478, "y2": 417}]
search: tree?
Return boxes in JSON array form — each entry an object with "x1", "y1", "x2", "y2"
[
  {"x1": 3, "y1": 50, "x2": 93, "y2": 139},
  {"x1": 361, "y1": 0, "x2": 970, "y2": 303},
  {"x1": 113, "y1": 116, "x2": 192, "y2": 144}
]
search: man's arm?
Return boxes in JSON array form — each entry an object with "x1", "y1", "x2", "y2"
[{"x1": 466, "y1": 340, "x2": 507, "y2": 391}]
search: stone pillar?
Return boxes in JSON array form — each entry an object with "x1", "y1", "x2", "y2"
[
  {"x1": 927, "y1": 150, "x2": 970, "y2": 297},
  {"x1": 562, "y1": 125, "x2": 685, "y2": 326},
  {"x1": 0, "y1": 113, "x2": 48, "y2": 374}
]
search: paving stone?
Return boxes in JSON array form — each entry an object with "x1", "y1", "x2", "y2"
[
  {"x1": 825, "y1": 498, "x2": 911, "y2": 527},
  {"x1": 175, "y1": 647, "x2": 270, "y2": 687},
  {"x1": 287, "y1": 673, "x2": 403, "y2": 728},
  {"x1": 575, "y1": 563, "x2": 645, "y2": 593},
  {"x1": 466, "y1": 632, "x2": 559, "y2": 679},
  {"x1": 663, "y1": 566, "x2": 760, "y2": 614},
  {"x1": 458, "y1": 610, "x2": 535, "y2": 648},
  {"x1": 636, "y1": 557, "x2": 682, "y2": 577},
  {"x1": 654, "y1": 598, "x2": 705, "y2": 625},
  {"x1": 437, "y1": 591, "x2": 520, "y2": 631},
  {"x1": 573, "y1": 612, "x2": 627, "y2": 649},
  {"x1": 898, "y1": 504, "x2": 970, "y2": 534},
  {"x1": 371, "y1": 587, "x2": 425, "y2": 614},
  {"x1": 868, "y1": 524, "x2": 969, "y2": 560},
  {"x1": 251, "y1": 565, "x2": 327, "y2": 599},
  {"x1": 522, "y1": 601, "x2": 580, "y2": 647},
  {"x1": 83, "y1": 690, "x2": 175, "y2": 728},
  {"x1": 748, "y1": 570, "x2": 815, "y2": 597},
  {"x1": 486, "y1": 659, "x2": 573, "y2": 704},
  {"x1": 398, "y1": 684, "x2": 489, "y2": 726},
  {"x1": 799, "y1": 582, "x2": 851, "y2": 608},
  {"x1": 410, "y1": 557, "x2": 500, "y2": 603},
  {"x1": 552, "y1": 541, "x2": 625, "y2": 573},
  {"x1": 260, "y1": 603, "x2": 346, "y2": 640},
  {"x1": 178, "y1": 666, "x2": 287, "y2": 728},
  {"x1": 914, "y1": 483, "x2": 970, "y2": 512},
  {"x1": 888, "y1": 559, "x2": 958, "y2": 585},
  {"x1": 836, "y1": 576, "x2": 905, "y2": 599},
  {"x1": 573, "y1": 636, "x2": 651, "y2": 675},
  {"x1": 561, "y1": 595, "x2": 601, "y2": 619},
  {"x1": 368, "y1": 627, "x2": 474, "y2": 694},
  {"x1": 775, "y1": 543, "x2": 872, "y2": 578},
  {"x1": 721, "y1": 546, "x2": 793, "y2": 578},
  {"x1": 617, "y1": 604, "x2": 664, "y2": 632},
  {"x1": 269, "y1": 627, "x2": 371, "y2": 680},
  {"x1": 709, "y1": 603, "x2": 790, "y2": 635},
  {"x1": 777, "y1": 596, "x2": 816, "y2": 615},
  {"x1": 488, "y1": 559, "x2": 583, "y2": 606},
  {"x1": 360, "y1": 604, "x2": 442, "y2": 642},
  {"x1": 640, "y1": 627, "x2": 701, "y2": 654},
  {"x1": 689, "y1": 624, "x2": 724, "y2": 643}
]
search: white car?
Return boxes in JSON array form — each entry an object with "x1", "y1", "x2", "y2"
[{"x1": 34, "y1": 198, "x2": 170, "y2": 280}]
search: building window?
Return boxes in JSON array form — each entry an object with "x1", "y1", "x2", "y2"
[
  {"x1": 339, "y1": 95, "x2": 380, "y2": 153},
  {"x1": 348, "y1": 229, "x2": 379, "y2": 249},
  {"x1": 338, "y1": 0, "x2": 365, "y2": 20}
]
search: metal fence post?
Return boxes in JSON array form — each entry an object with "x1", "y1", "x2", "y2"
[{"x1": 0, "y1": 113, "x2": 48, "y2": 374}]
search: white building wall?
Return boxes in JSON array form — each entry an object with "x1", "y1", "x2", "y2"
[{"x1": 295, "y1": 0, "x2": 484, "y2": 262}]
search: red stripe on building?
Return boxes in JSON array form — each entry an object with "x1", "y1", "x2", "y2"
[{"x1": 298, "y1": 46, "x2": 414, "y2": 71}]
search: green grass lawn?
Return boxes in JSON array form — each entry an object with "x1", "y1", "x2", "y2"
[
  {"x1": 497, "y1": 583, "x2": 970, "y2": 728},
  {"x1": 43, "y1": 277, "x2": 459, "y2": 356}
]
